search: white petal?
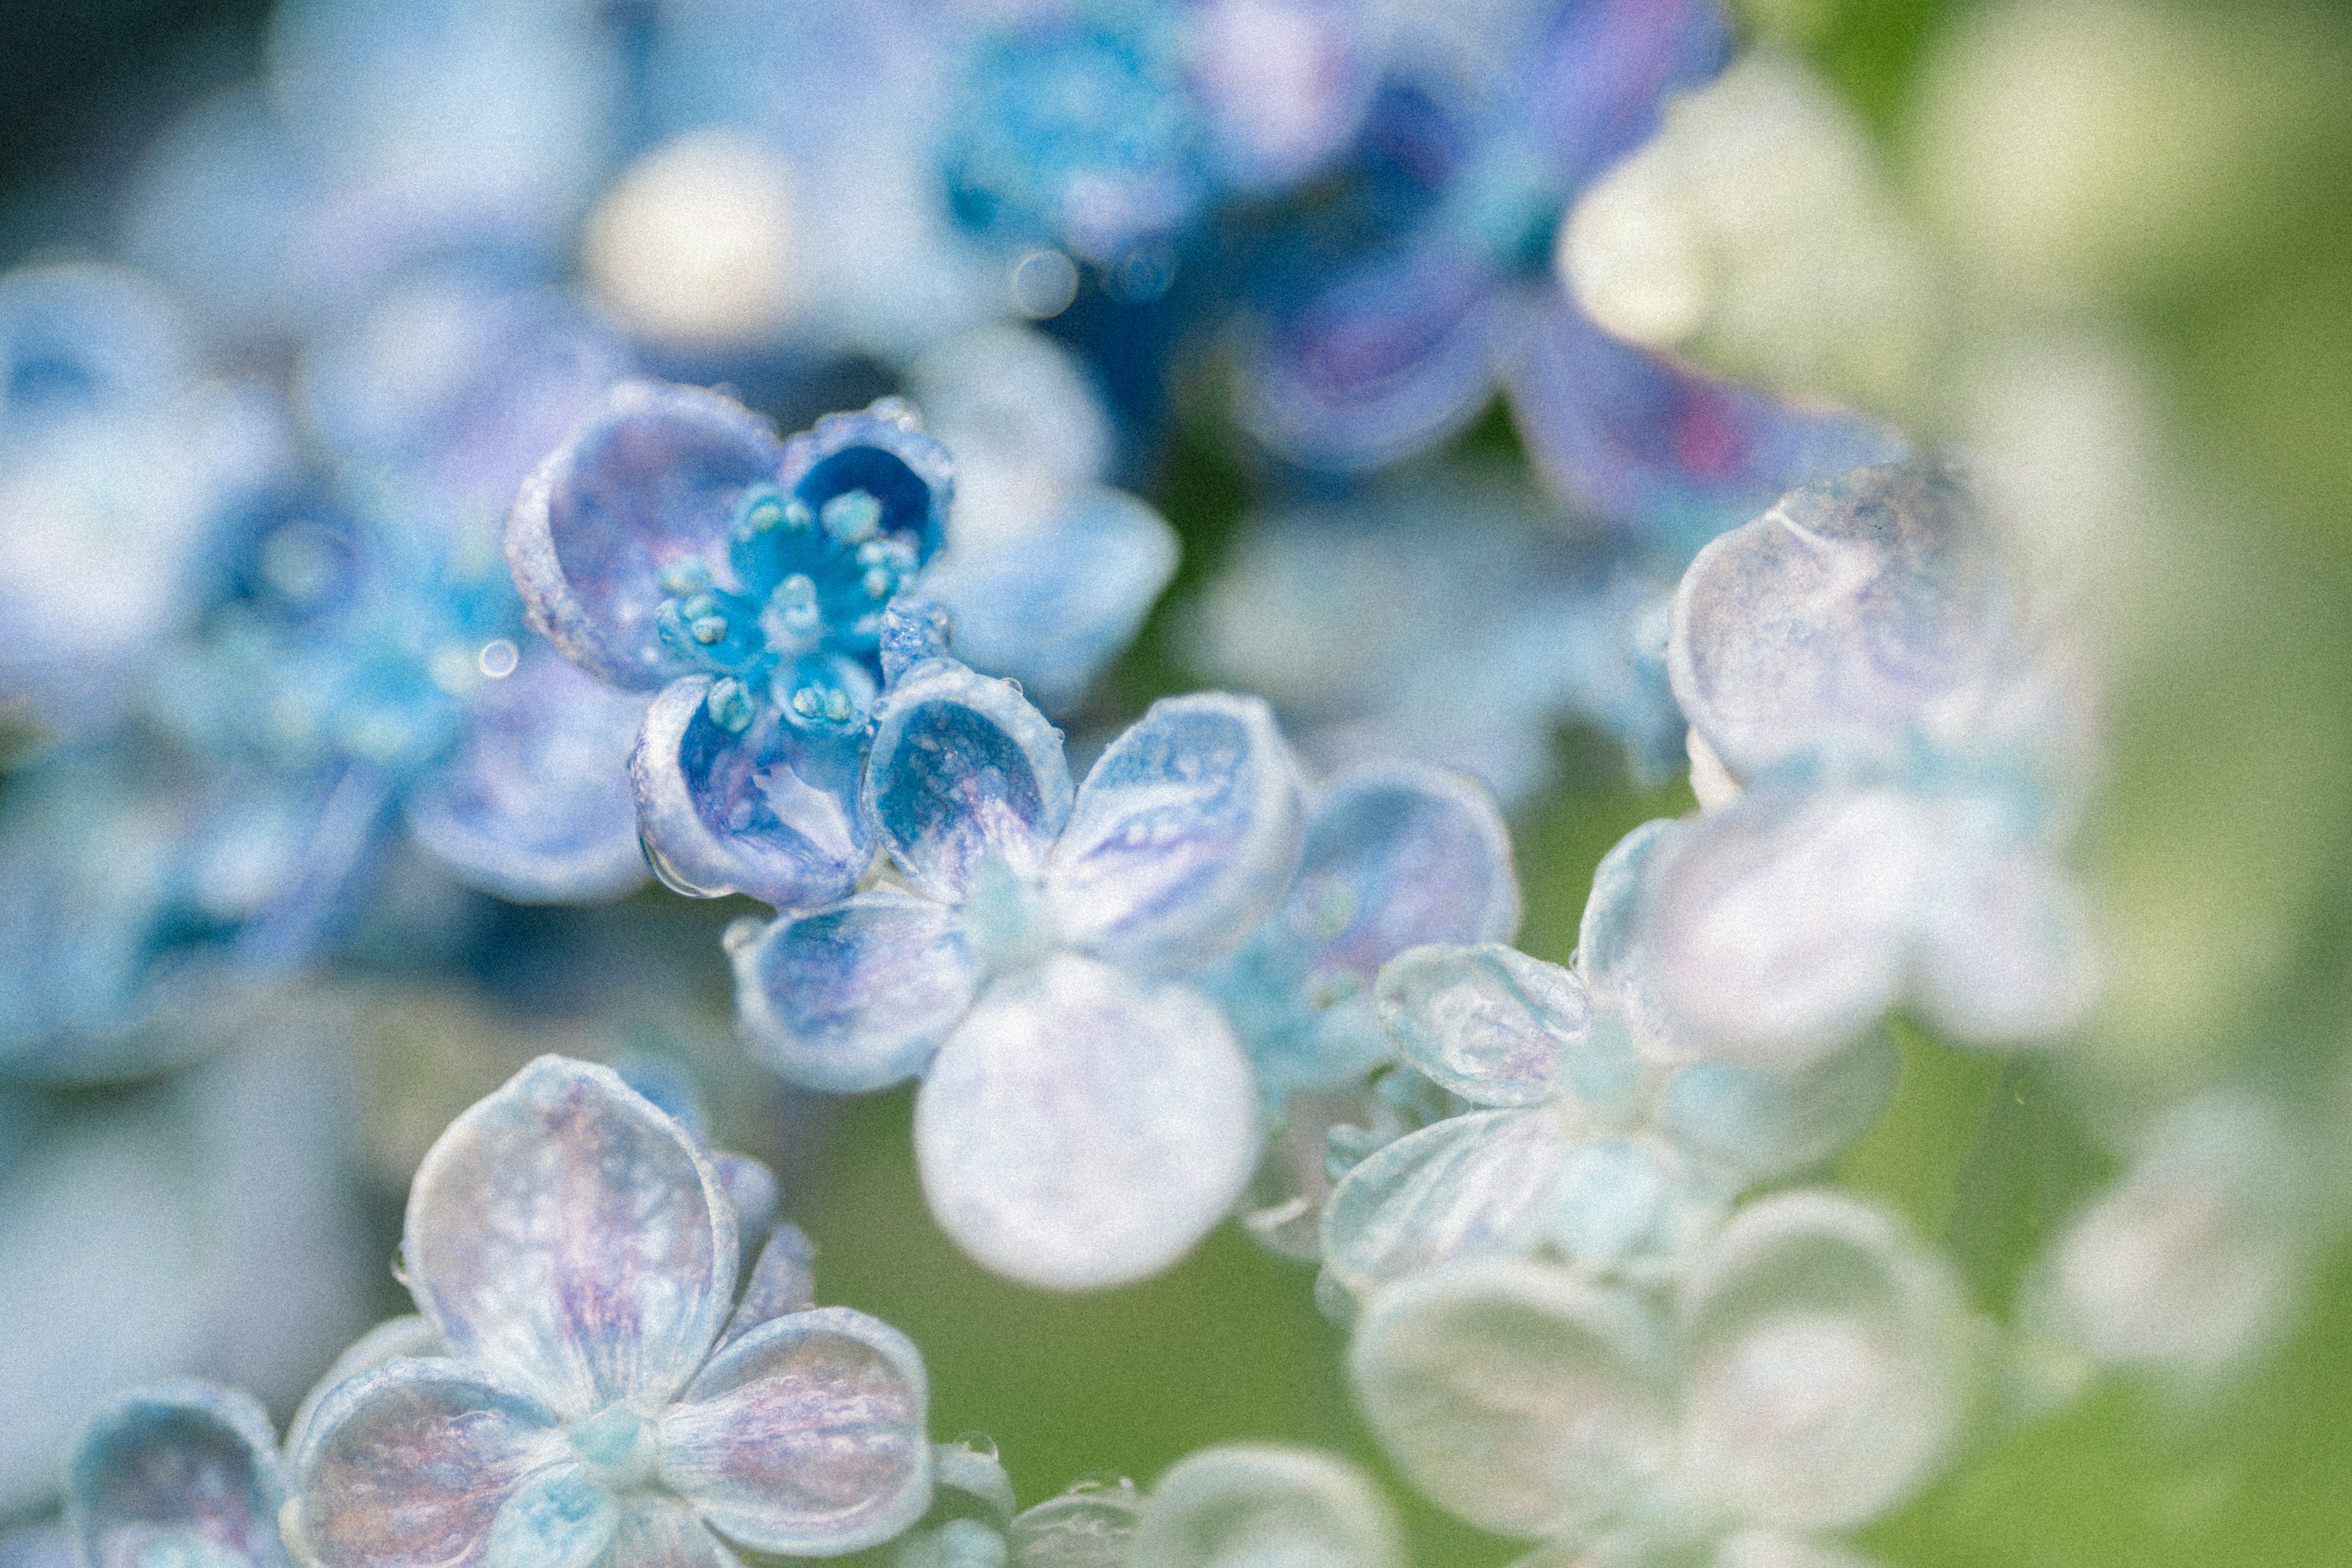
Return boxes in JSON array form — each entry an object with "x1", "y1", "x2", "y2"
[{"x1": 1131, "y1": 1446, "x2": 1403, "y2": 1568}]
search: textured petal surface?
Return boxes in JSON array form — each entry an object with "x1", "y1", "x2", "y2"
[
  {"x1": 1667, "y1": 463, "x2": 2013, "y2": 779},
  {"x1": 1049, "y1": 695, "x2": 1306, "y2": 974},
  {"x1": 1374, "y1": 946, "x2": 1584, "y2": 1107},
  {"x1": 723, "y1": 1224, "x2": 820, "y2": 1346},
  {"x1": 1678, "y1": 1192, "x2": 1969, "y2": 1533},
  {"x1": 914, "y1": 957, "x2": 1262, "y2": 1290},
  {"x1": 1321, "y1": 1109, "x2": 1568, "y2": 1300},
  {"x1": 67, "y1": 1381, "x2": 288, "y2": 1568},
  {"x1": 605, "y1": 1499, "x2": 747, "y2": 1568},
  {"x1": 662, "y1": 1307, "x2": 932, "y2": 1556},
  {"x1": 1351, "y1": 1258, "x2": 1672, "y2": 1542},
  {"x1": 285, "y1": 1316, "x2": 446, "y2": 1464},
  {"x1": 404, "y1": 1057, "x2": 737, "y2": 1416},
  {"x1": 506, "y1": 380, "x2": 782, "y2": 690},
  {"x1": 632, "y1": 679, "x2": 872, "y2": 907},
  {"x1": 1131, "y1": 1446, "x2": 1404, "y2": 1568},
  {"x1": 733, "y1": 895, "x2": 979, "y2": 1093},
  {"x1": 864, "y1": 660, "x2": 1073, "y2": 902},
  {"x1": 285, "y1": 1359, "x2": 565, "y2": 1568},
  {"x1": 1011, "y1": 1480, "x2": 1145, "y2": 1568}
]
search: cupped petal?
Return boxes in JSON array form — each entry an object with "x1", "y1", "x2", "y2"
[
  {"x1": 1321, "y1": 1109, "x2": 1569, "y2": 1301},
  {"x1": 772, "y1": 401, "x2": 954, "y2": 578},
  {"x1": 631, "y1": 680, "x2": 873, "y2": 908},
  {"x1": 913, "y1": 957, "x2": 1262, "y2": 1291},
  {"x1": 284, "y1": 1316, "x2": 446, "y2": 1463},
  {"x1": 1667, "y1": 462, "x2": 2013, "y2": 779},
  {"x1": 1911, "y1": 842, "x2": 2096, "y2": 1046},
  {"x1": 67, "y1": 1381, "x2": 288, "y2": 1568},
  {"x1": 1285, "y1": 766, "x2": 1521, "y2": 979},
  {"x1": 1677, "y1": 1191, "x2": 1972, "y2": 1534},
  {"x1": 723, "y1": 1224, "x2": 819, "y2": 1346},
  {"x1": 1576, "y1": 819, "x2": 1678, "y2": 989},
  {"x1": 1374, "y1": 945, "x2": 1585, "y2": 1107},
  {"x1": 1011, "y1": 1479, "x2": 1144, "y2": 1568},
  {"x1": 662, "y1": 1307, "x2": 932, "y2": 1556},
  {"x1": 1657, "y1": 1033, "x2": 1899, "y2": 1185},
  {"x1": 403, "y1": 1057, "x2": 737, "y2": 1416},
  {"x1": 1504, "y1": 302, "x2": 1906, "y2": 556},
  {"x1": 1239, "y1": 238, "x2": 1501, "y2": 473},
  {"x1": 506, "y1": 380, "x2": 782, "y2": 690},
  {"x1": 1131, "y1": 1445, "x2": 1404, "y2": 1568},
  {"x1": 405, "y1": 644, "x2": 650, "y2": 904},
  {"x1": 730, "y1": 894, "x2": 980, "y2": 1093},
  {"x1": 1049, "y1": 695, "x2": 1306, "y2": 974},
  {"x1": 481, "y1": 1464, "x2": 617, "y2": 1568},
  {"x1": 1350, "y1": 1257, "x2": 1673, "y2": 1542},
  {"x1": 283, "y1": 1359, "x2": 566, "y2": 1568},
  {"x1": 862, "y1": 660, "x2": 1073, "y2": 902}
]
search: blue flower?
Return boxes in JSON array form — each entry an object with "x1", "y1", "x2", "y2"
[
  {"x1": 1638, "y1": 461, "x2": 2098, "y2": 1066},
  {"x1": 284, "y1": 1056, "x2": 935, "y2": 1568},
  {"x1": 1320, "y1": 819, "x2": 1896, "y2": 1304},
  {"x1": 64, "y1": 1381, "x2": 289, "y2": 1568},
  {"x1": 510, "y1": 380, "x2": 953, "y2": 907},
  {"x1": 729, "y1": 658, "x2": 1305, "y2": 1288}
]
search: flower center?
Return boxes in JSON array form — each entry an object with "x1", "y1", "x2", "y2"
[
  {"x1": 567, "y1": 1404, "x2": 660, "y2": 1493},
  {"x1": 962, "y1": 855, "x2": 1057, "y2": 976}
]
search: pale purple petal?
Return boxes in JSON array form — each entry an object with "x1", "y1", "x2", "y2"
[
  {"x1": 731, "y1": 894, "x2": 980, "y2": 1093},
  {"x1": 1048, "y1": 695, "x2": 1306, "y2": 974},
  {"x1": 402, "y1": 1057, "x2": 737, "y2": 1415},
  {"x1": 1519, "y1": 0, "x2": 1731, "y2": 189},
  {"x1": 913, "y1": 957, "x2": 1261, "y2": 1291},
  {"x1": 505, "y1": 380, "x2": 782, "y2": 690},
  {"x1": 1283, "y1": 766, "x2": 1521, "y2": 979},
  {"x1": 285, "y1": 1316, "x2": 446, "y2": 1463},
  {"x1": 1321, "y1": 1110, "x2": 1568, "y2": 1300},
  {"x1": 1575, "y1": 818, "x2": 1677, "y2": 989},
  {"x1": 723, "y1": 1224, "x2": 819, "y2": 1346},
  {"x1": 661, "y1": 1307, "x2": 932, "y2": 1556},
  {"x1": 284, "y1": 1359, "x2": 566, "y2": 1568},
  {"x1": 66, "y1": 1382, "x2": 288, "y2": 1568},
  {"x1": 1372, "y1": 947, "x2": 1584, "y2": 1107}
]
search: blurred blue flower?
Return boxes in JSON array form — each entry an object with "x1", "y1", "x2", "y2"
[
  {"x1": 64, "y1": 1381, "x2": 289, "y2": 1568},
  {"x1": 1321, "y1": 818, "x2": 1896, "y2": 1304},
  {"x1": 284, "y1": 1055, "x2": 935, "y2": 1568},
  {"x1": 730, "y1": 657, "x2": 1305, "y2": 1288}
]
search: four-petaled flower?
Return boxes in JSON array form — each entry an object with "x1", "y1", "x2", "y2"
[{"x1": 66, "y1": 1380, "x2": 290, "y2": 1568}]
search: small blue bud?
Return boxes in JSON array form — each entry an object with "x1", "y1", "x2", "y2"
[
  {"x1": 707, "y1": 677, "x2": 756, "y2": 733},
  {"x1": 821, "y1": 489, "x2": 883, "y2": 545}
]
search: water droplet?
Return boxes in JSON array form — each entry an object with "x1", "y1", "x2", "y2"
[
  {"x1": 641, "y1": 831, "x2": 734, "y2": 898},
  {"x1": 478, "y1": 638, "x2": 520, "y2": 678},
  {"x1": 1011, "y1": 249, "x2": 1079, "y2": 318},
  {"x1": 1064, "y1": 1472, "x2": 1135, "y2": 1498},
  {"x1": 952, "y1": 1431, "x2": 999, "y2": 1462}
]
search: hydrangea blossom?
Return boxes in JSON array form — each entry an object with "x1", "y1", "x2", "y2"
[
  {"x1": 729, "y1": 657, "x2": 1304, "y2": 1288},
  {"x1": 1352, "y1": 1192, "x2": 1972, "y2": 1566},
  {"x1": 283, "y1": 1055, "x2": 935, "y2": 1567},
  {"x1": 64, "y1": 1381, "x2": 289, "y2": 1568},
  {"x1": 1320, "y1": 818, "x2": 1896, "y2": 1305},
  {"x1": 1638, "y1": 461, "x2": 2098, "y2": 1068}
]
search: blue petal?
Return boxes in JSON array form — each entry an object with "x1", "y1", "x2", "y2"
[
  {"x1": 405, "y1": 644, "x2": 650, "y2": 904},
  {"x1": 506, "y1": 380, "x2": 782, "y2": 691},
  {"x1": 767, "y1": 402, "x2": 952, "y2": 590},
  {"x1": 914, "y1": 957, "x2": 1262, "y2": 1290},
  {"x1": 662, "y1": 1308, "x2": 932, "y2": 1556},
  {"x1": 1657, "y1": 1033, "x2": 1899, "y2": 1185},
  {"x1": 731, "y1": 894, "x2": 981, "y2": 1093},
  {"x1": 1667, "y1": 462, "x2": 2019, "y2": 780},
  {"x1": 402, "y1": 1057, "x2": 737, "y2": 1416},
  {"x1": 1504, "y1": 301, "x2": 1908, "y2": 555},
  {"x1": 1047, "y1": 695, "x2": 1306, "y2": 974},
  {"x1": 631, "y1": 678, "x2": 872, "y2": 908},
  {"x1": 66, "y1": 1381, "x2": 288, "y2": 1568},
  {"x1": 1518, "y1": 0, "x2": 1732, "y2": 191},
  {"x1": 1320, "y1": 1109, "x2": 1567, "y2": 1302},
  {"x1": 920, "y1": 487, "x2": 1180, "y2": 715},
  {"x1": 1240, "y1": 238, "x2": 1502, "y2": 472},
  {"x1": 1575, "y1": 817, "x2": 1678, "y2": 987},
  {"x1": 863, "y1": 660, "x2": 1074, "y2": 902},
  {"x1": 1373, "y1": 945, "x2": 1583, "y2": 1107},
  {"x1": 879, "y1": 597, "x2": 957, "y2": 687}
]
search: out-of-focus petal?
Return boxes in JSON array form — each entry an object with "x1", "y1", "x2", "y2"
[
  {"x1": 1048, "y1": 695, "x2": 1305, "y2": 974},
  {"x1": 1351, "y1": 1257, "x2": 1672, "y2": 1542},
  {"x1": 1130, "y1": 1445, "x2": 1403, "y2": 1568},
  {"x1": 1677, "y1": 1192, "x2": 1970, "y2": 1534},
  {"x1": 505, "y1": 380, "x2": 781, "y2": 690},
  {"x1": 1285, "y1": 767, "x2": 1521, "y2": 979},
  {"x1": 606, "y1": 1499, "x2": 748, "y2": 1568},
  {"x1": 862, "y1": 660, "x2": 1073, "y2": 902},
  {"x1": 1374, "y1": 946, "x2": 1582, "y2": 1107},
  {"x1": 1576, "y1": 819, "x2": 1677, "y2": 990},
  {"x1": 914, "y1": 957, "x2": 1261, "y2": 1290},
  {"x1": 1519, "y1": 0, "x2": 1732, "y2": 190},
  {"x1": 1321, "y1": 1110, "x2": 1567, "y2": 1300},
  {"x1": 66, "y1": 1381, "x2": 288, "y2": 1568},
  {"x1": 631, "y1": 680, "x2": 872, "y2": 907},
  {"x1": 284, "y1": 1359, "x2": 565, "y2": 1568},
  {"x1": 1911, "y1": 844, "x2": 2096, "y2": 1046},
  {"x1": 662, "y1": 1307, "x2": 931, "y2": 1556},
  {"x1": 403, "y1": 1057, "x2": 737, "y2": 1416},
  {"x1": 1656, "y1": 1033, "x2": 1899, "y2": 1185},
  {"x1": 1188, "y1": 0, "x2": 1374, "y2": 191},
  {"x1": 731, "y1": 895, "x2": 980, "y2": 1093}
]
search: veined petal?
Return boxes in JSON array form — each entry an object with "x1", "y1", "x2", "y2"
[
  {"x1": 66, "y1": 1381, "x2": 288, "y2": 1568},
  {"x1": 632, "y1": 680, "x2": 872, "y2": 908},
  {"x1": 1130, "y1": 1446, "x2": 1403, "y2": 1568},
  {"x1": 1678, "y1": 1192, "x2": 1971, "y2": 1533},
  {"x1": 1049, "y1": 695, "x2": 1306, "y2": 975},
  {"x1": 505, "y1": 380, "x2": 782, "y2": 691},
  {"x1": 1283, "y1": 766, "x2": 1520, "y2": 981},
  {"x1": 480, "y1": 1464, "x2": 617, "y2": 1568},
  {"x1": 1351, "y1": 1257, "x2": 1673, "y2": 1542},
  {"x1": 662, "y1": 1308, "x2": 932, "y2": 1557},
  {"x1": 284, "y1": 1359, "x2": 566, "y2": 1568},
  {"x1": 606, "y1": 1499, "x2": 747, "y2": 1568},
  {"x1": 862, "y1": 660, "x2": 1073, "y2": 902},
  {"x1": 285, "y1": 1316, "x2": 446, "y2": 1464},
  {"x1": 1374, "y1": 946, "x2": 1583, "y2": 1106},
  {"x1": 914, "y1": 957, "x2": 1262, "y2": 1291},
  {"x1": 404, "y1": 1057, "x2": 737, "y2": 1416},
  {"x1": 723, "y1": 1225, "x2": 819, "y2": 1347},
  {"x1": 1321, "y1": 1109, "x2": 1567, "y2": 1301},
  {"x1": 731, "y1": 894, "x2": 979, "y2": 1093}
]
